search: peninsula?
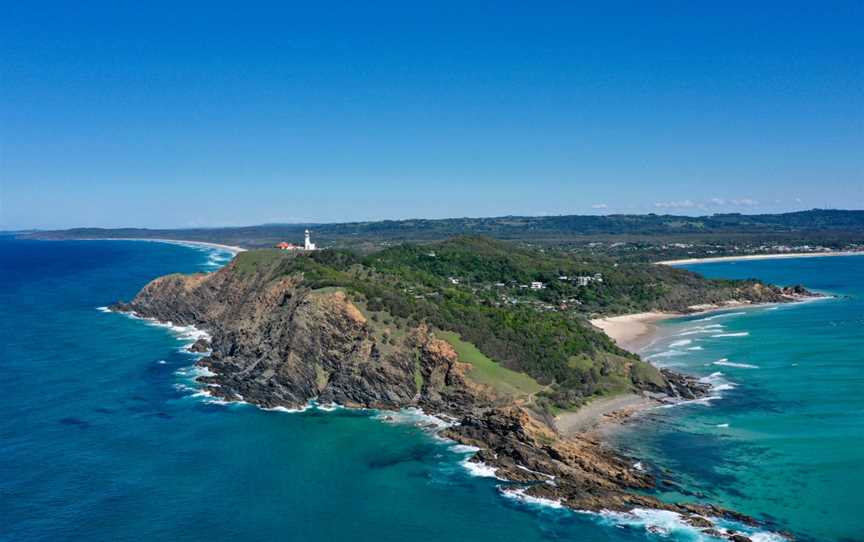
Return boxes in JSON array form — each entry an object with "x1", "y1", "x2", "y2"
[{"x1": 111, "y1": 237, "x2": 816, "y2": 540}]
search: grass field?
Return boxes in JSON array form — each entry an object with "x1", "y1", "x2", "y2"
[
  {"x1": 436, "y1": 331, "x2": 543, "y2": 399},
  {"x1": 233, "y1": 249, "x2": 288, "y2": 274}
]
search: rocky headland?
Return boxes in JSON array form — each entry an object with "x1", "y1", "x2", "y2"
[{"x1": 109, "y1": 247, "x2": 811, "y2": 541}]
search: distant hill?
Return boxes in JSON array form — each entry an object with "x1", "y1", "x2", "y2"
[{"x1": 22, "y1": 209, "x2": 864, "y2": 250}]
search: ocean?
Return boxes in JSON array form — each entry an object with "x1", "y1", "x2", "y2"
[
  {"x1": 1, "y1": 239, "x2": 860, "y2": 541},
  {"x1": 624, "y1": 255, "x2": 864, "y2": 542}
]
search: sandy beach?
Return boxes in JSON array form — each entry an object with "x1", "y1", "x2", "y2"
[
  {"x1": 590, "y1": 312, "x2": 677, "y2": 352},
  {"x1": 86, "y1": 238, "x2": 247, "y2": 255},
  {"x1": 656, "y1": 250, "x2": 862, "y2": 266}
]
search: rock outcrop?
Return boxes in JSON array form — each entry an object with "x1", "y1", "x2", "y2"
[{"x1": 110, "y1": 256, "x2": 775, "y2": 540}]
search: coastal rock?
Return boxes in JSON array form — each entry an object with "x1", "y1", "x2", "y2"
[
  {"x1": 188, "y1": 338, "x2": 210, "y2": 353},
  {"x1": 111, "y1": 254, "x2": 764, "y2": 530}
]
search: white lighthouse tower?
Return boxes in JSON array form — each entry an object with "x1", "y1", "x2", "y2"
[{"x1": 304, "y1": 229, "x2": 316, "y2": 251}]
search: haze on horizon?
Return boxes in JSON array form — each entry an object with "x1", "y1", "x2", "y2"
[{"x1": 1, "y1": 1, "x2": 862, "y2": 230}]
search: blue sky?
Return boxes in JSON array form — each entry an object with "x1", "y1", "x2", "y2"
[{"x1": 2, "y1": 1, "x2": 862, "y2": 229}]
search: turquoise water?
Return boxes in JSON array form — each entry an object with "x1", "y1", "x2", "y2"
[
  {"x1": 623, "y1": 256, "x2": 864, "y2": 542},
  {"x1": 2, "y1": 240, "x2": 859, "y2": 542},
  {"x1": 0, "y1": 239, "x2": 640, "y2": 542}
]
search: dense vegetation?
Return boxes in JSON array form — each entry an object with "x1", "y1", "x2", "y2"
[
  {"x1": 23, "y1": 209, "x2": 864, "y2": 253},
  {"x1": 229, "y1": 237, "x2": 787, "y2": 410}
]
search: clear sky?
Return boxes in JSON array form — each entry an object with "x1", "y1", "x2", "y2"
[{"x1": 2, "y1": 1, "x2": 862, "y2": 229}]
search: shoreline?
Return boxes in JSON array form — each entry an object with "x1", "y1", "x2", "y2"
[
  {"x1": 656, "y1": 250, "x2": 863, "y2": 266},
  {"x1": 109, "y1": 296, "x2": 777, "y2": 540},
  {"x1": 72, "y1": 237, "x2": 247, "y2": 255},
  {"x1": 590, "y1": 312, "x2": 676, "y2": 352}
]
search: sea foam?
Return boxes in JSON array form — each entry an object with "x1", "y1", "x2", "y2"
[
  {"x1": 499, "y1": 486, "x2": 564, "y2": 509},
  {"x1": 461, "y1": 458, "x2": 501, "y2": 479},
  {"x1": 693, "y1": 311, "x2": 747, "y2": 322},
  {"x1": 713, "y1": 359, "x2": 759, "y2": 369},
  {"x1": 582, "y1": 507, "x2": 787, "y2": 542}
]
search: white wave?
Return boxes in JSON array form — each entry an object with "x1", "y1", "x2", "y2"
[
  {"x1": 716, "y1": 423, "x2": 729, "y2": 428},
  {"x1": 461, "y1": 458, "x2": 501, "y2": 479},
  {"x1": 675, "y1": 324, "x2": 724, "y2": 336},
  {"x1": 711, "y1": 331, "x2": 750, "y2": 338},
  {"x1": 687, "y1": 346, "x2": 703, "y2": 351},
  {"x1": 499, "y1": 486, "x2": 564, "y2": 509},
  {"x1": 660, "y1": 395, "x2": 722, "y2": 409},
  {"x1": 633, "y1": 461, "x2": 645, "y2": 472},
  {"x1": 582, "y1": 507, "x2": 786, "y2": 542},
  {"x1": 646, "y1": 349, "x2": 686, "y2": 360},
  {"x1": 450, "y1": 444, "x2": 481, "y2": 454},
  {"x1": 668, "y1": 339, "x2": 692, "y2": 348},
  {"x1": 157, "y1": 360, "x2": 167, "y2": 365},
  {"x1": 263, "y1": 404, "x2": 312, "y2": 413},
  {"x1": 675, "y1": 329, "x2": 710, "y2": 337},
  {"x1": 712, "y1": 359, "x2": 759, "y2": 369},
  {"x1": 374, "y1": 407, "x2": 454, "y2": 431},
  {"x1": 700, "y1": 372, "x2": 737, "y2": 392},
  {"x1": 95, "y1": 306, "x2": 111, "y2": 313},
  {"x1": 693, "y1": 311, "x2": 747, "y2": 322},
  {"x1": 315, "y1": 402, "x2": 343, "y2": 412}
]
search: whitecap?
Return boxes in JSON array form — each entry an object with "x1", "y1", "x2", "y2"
[
  {"x1": 95, "y1": 306, "x2": 111, "y2": 313},
  {"x1": 713, "y1": 359, "x2": 759, "y2": 369},
  {"x1": 668, "y1": 339, "x2": 692, "y2": 348},
  {"x1": 499, "y1": 486, "x2": 564, "y2": 509},
  {"x1": 716, "y1": 423, "x2": 729, "y2": 428},
  {"x1": 157, "y1": 360, "x2": 167, "y2": 365},
  {"x1": 263, "y1": 404, "x2": 312, "y2": 414},
  {"x1": 450, "y1": 444, "x2": 481, "y2": 454},
  {"x1": 645, "y1": 349, "x2": 685, "y2": 360},
  {"x1": 687, "y1": 346, "x2": 703, "y2": 351},
  {"x1": 315, "y1": 402, "x2": 343, "y2": 412},
  {"x1": 711, "y1": 331, "x2": 750, "y2": 338},
  {"x1": 461, "y1": 458, "x2": 501, "y2": 479},
  {"x1": 373, "y1": 407, "x2": 454, "y2": 431},
  {"x1": 693, "y1": 311, "x2": 747, "y2": 322},
  {"x1": 581, "y1": 507, "x2": 787, "y2": 542}
]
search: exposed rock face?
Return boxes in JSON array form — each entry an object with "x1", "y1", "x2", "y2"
[
  {"x1": 113, "y1": 262, "x2": 473, "y2": 412},
  {"x1": 110, "y1": 258, "x2": 769, "y2": 540}
]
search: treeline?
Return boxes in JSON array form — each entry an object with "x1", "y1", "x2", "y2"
[{"x1": 24, "y1": 209, "x2": 864, "y2": 249}]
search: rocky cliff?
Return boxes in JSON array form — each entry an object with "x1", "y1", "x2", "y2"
[{"x1": 111, "y1": 253, "x2": 777, "y2": 541}]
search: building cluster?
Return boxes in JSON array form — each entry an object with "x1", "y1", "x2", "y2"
[
  {"x1": 275, "y1": 230, "x2": 317, "y2": 251},
  {"x1": 558, "y1": 273, "x2": 603, "y2": 287}
]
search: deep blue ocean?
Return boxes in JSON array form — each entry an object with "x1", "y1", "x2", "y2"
[{"x1": 1, "y1": 239, "x2": 861, "y2": 542}]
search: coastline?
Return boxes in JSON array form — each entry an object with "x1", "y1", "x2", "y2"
[
  {"x1": 656, "y1": 250, "x2": 863, "y2": 266},
  {"x1": 590, "y1": 312, "x2": 676, "y2": 352},
  {"x1": 76, "y1": 237, "x2": 247, "y2": 255}
]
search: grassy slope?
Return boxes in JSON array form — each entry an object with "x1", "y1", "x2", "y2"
[{"x1": 436, "y1": 331, "x2": 543, "y2": 399}]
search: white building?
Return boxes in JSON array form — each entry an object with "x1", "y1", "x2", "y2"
[
  {"x1": 530, "y1": 281, "x2": 545, "y2": 290},
  {"x1": 304, "y1": 229, "x2": 317, "y2": 251}
]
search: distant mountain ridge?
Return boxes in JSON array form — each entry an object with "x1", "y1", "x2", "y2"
[{"x1": 23, "y1": 209, "x2": 864, "y2": 249}]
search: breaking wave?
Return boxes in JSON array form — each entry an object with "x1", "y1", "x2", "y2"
[
  {"x1": 499, "y1": 487, "x2": 564, "y2": 509},
  {"x1": 581, "y1": 507, "x2": 786, "y2": 542},
  {"x1": 712, "y1": 359, "x2": 759, "y2": 369}
]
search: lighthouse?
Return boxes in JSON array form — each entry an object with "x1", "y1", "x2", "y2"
[{"x1": 304, "y1": 229, "x2": 316, "y2": 251}]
